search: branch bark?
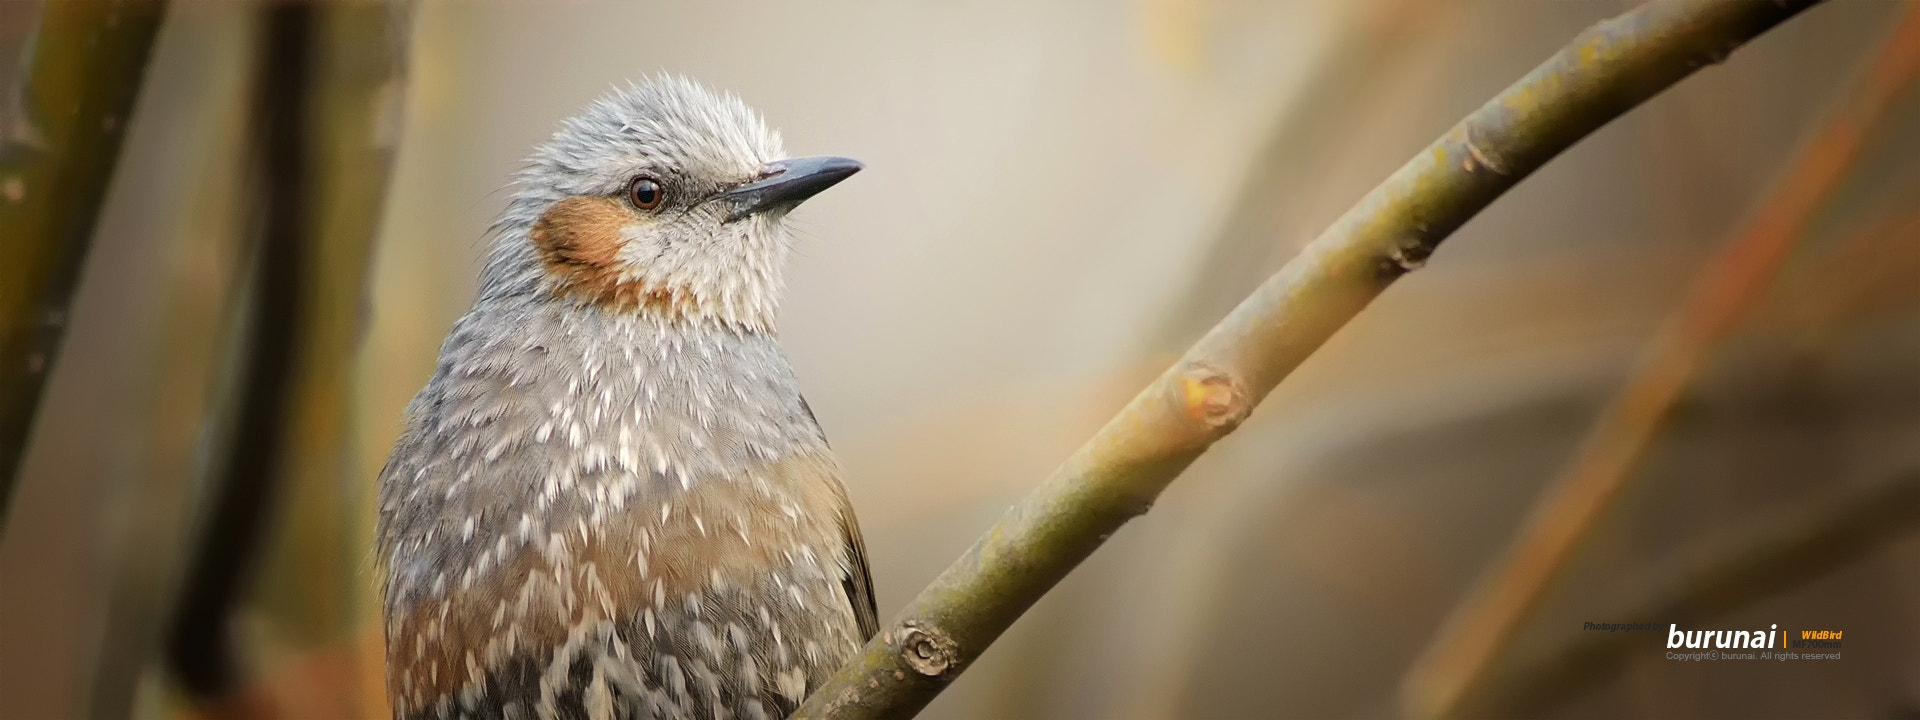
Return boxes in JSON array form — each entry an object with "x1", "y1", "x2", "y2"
[
  {"x1": 1402, "y1": 5, "x2": 1920, "y2": 718},
  {"x1": 0, "y1": 0, "x2": 168, "y2": 520},
  {"x1": 794, "y1": 1, "x2": 1830, "y2": 717}
]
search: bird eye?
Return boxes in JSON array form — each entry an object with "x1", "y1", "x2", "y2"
[{"x1": 628, "y1": 177, "x2": 664, "y2": 210}]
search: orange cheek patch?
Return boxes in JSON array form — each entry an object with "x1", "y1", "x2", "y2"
[
  {"x1": 528, "y1": 196, "x2": 701, "y2": 319},
  {"x1": 530, "y1": 196, "x2": 630, "y2": 287}
]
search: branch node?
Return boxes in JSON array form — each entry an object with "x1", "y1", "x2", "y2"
[
  {"x1": 1179, "y1": 365, "x2": 1249, "y2": 432},
  {"x1": 1462, "y1": 129, "x2": 1509, "y2": 176},
  {"x1": 898, "y1": 623, "x2": 958, "y2": 678},
  {"x1": 1386, "y1": 237, "x2": 1435, "y2": 274}
]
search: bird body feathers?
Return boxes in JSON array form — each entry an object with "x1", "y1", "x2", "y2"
[
  {"x1": 377, "y1": 77, "x2": 873, "y2": 720},
  {"x1": 380, "y1": 301, "x2": 874, "y2": 720}
]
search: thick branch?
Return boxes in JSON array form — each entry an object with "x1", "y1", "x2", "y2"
[
  {"x1": 794, "y1": 1, "x2": 1828, "y2": 717},
  {"x1": 0, "y1": 0, "x2": 168, "y2": 519}
]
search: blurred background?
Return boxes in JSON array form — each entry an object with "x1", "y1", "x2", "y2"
[{"x1": 3, "y1": 0, "x2": 1920, "y2": 718}]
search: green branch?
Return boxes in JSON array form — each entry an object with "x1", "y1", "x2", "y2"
[
  {"x1": 0, "y1": 0, "x2": 168, "y2": 517},
  {"x1": 793, "y1": 1, "x2": 1829, "y2": 717}
]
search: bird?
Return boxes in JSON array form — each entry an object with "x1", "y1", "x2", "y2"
[{"x1": 375, "y1": 76, "x2": 876, "y2": 720}]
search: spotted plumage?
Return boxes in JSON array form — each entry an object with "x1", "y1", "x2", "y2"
[{"x1": 377, "y1": 77, "x2": 874, "y2": 720}]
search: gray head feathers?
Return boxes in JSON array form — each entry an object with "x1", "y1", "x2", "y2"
[{"x1": 473, "y1": 76, "x2": 795, "y2": 330}]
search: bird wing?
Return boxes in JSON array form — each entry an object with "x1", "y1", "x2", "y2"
[
  {"x1": 840, "y1": 495, "x2": 881, "y2": 640},
  {"x1": 800, "y1": 394, "x2": 879, "y2": 640}
]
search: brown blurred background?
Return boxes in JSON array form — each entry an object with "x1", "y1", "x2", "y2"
[{"x1": 3, "y1": 0, "x2": 1920, "y2": 718}]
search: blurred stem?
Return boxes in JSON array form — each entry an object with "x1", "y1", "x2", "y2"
[
  {"x1": 1778, "y1": 208, "x2": 1920, "y2": 346},
  {"x1": 252, "y1": 0, "x2": 410, "y2": 658},
  {"x1": 163, "y1": 0, "x2": 410, "y2": 715},
  {"x1": 164, "y1": 1, "x2": 313, "y2": 705},
  {"x1": 1461, "y1": 469, "x2": 1920, "y2": 718},
  {"x1": 0, "y1": 0, "x2": 168, "y2": 522},
  {"x1": 794, "y1": 2, "x2": 1828, "y2": 718},
  {"x1": 1403, "y1": 7, "x2": 1920, "y2": 719}
]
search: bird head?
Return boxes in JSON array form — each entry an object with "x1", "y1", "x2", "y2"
[{"x1": 481, "y1": 76, "x2": 860, "y2": 332}]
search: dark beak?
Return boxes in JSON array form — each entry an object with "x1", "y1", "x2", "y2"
[{"x1": 716, "y1": 155, "x2": 863, "y2": 222}]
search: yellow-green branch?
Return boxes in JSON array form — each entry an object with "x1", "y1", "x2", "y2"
[{"x1": 794, "y1": 1, "x2": 1829, "y2": 717}]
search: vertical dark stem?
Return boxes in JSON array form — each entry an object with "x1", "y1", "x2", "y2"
[{"x1": 163, "y1": 2, "x2": 311, "y2": 703}]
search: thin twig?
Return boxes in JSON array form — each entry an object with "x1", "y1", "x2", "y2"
[
  {"x1": 794, "y1": 2, "x2": 1829, "y2": 717},
  {"x1": 1401, "y1": 6, "x2": 1920, "y2": 719},
  {"x1": 0, "y1": 0, "x2": 168, "y2": 521}
]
